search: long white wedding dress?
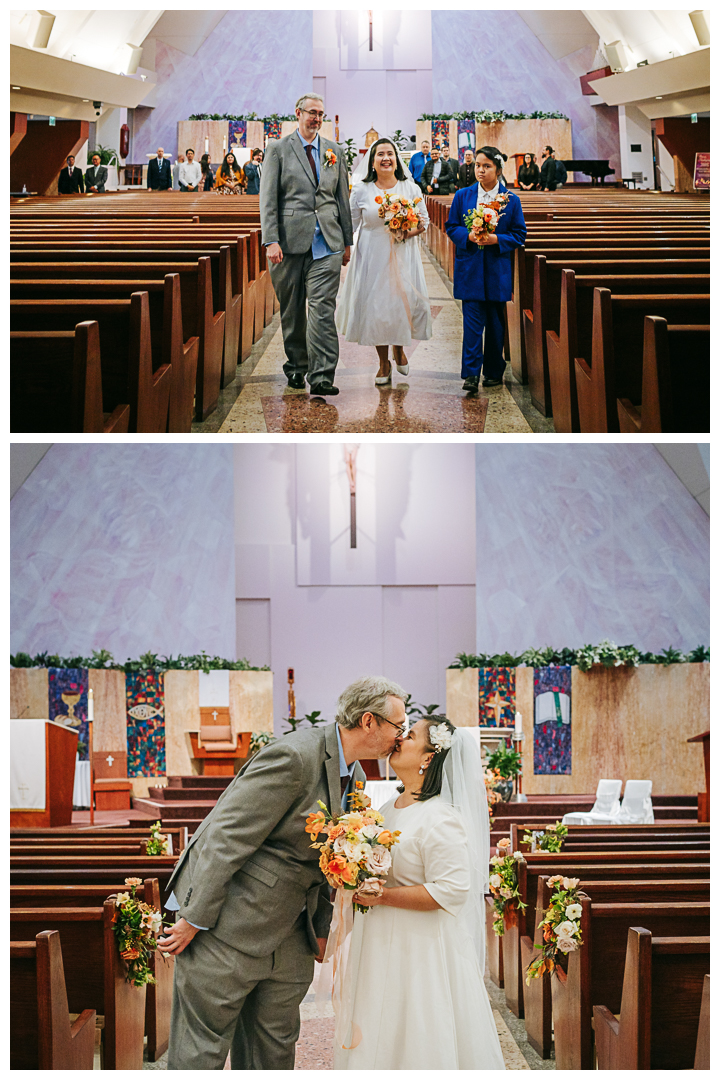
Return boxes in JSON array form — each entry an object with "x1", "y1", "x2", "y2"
[
  {"x1": 334, "y1": 795, "x2": 506, "y2": 1070},
  {"x1": 336, "y1": 178, "x2": 432, "y2": 346}
]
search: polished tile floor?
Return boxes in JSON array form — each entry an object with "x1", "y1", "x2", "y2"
[{"x1": 193, "y1": 246, "x2": 543, "y2": 435}]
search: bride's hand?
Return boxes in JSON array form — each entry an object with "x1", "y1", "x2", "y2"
[
  {"x1": 354, "y1": 891, "x2": 384, "y2": 907},
  {"x1": 404, "y1": 225, "x2": 425, "y2": 239}
]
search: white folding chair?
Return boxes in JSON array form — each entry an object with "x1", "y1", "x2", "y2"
[
  {"x1": 562, "y1": 778, "x2": 623, "y2": 825},
  {"x1": 616, "y1": 779, "x2": 654, "y2": 823}
]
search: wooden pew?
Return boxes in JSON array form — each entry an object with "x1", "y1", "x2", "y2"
[
  {"x1": 11, "y1": 930, "x2": 96, "y2": 1069},
  {"x1": 11, "y1": 825, "x2": 188, "y2": 852},
  {"x1": 10, "y1": 293, "x2": 171, "y2": 432},
  {"x1": 617, "y1": 317, "x2": 710, "y2": 433},
  {"x1": 499, "y1": 852, "x2": 710, "y2": 1020},
  {"x1": 521, "y1": 874, "x2": 711, "y2": 1059},
  {"x1": 694, "y1": 974, "x2": 710, "y2": 1070},
  {"x1": 10, "y1": 877, "x2": 173, "y2": 1062},
  {"x1": 593, "y1": 928, "x2": 710, "y2": 1070},
  {"x1": 10, "y1": 321, "x2": 130, "y2": 433},
  {"x1": 10, "y1": 900, "x2": 147, "y2": 1069}
]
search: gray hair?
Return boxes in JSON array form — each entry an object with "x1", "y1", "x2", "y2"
[
  {"x1": 335, "y1": 675, "x2": 408, "y2": 730},
  {"x1": 296, "y1": 92, "x2": 324, "y2": 112}
]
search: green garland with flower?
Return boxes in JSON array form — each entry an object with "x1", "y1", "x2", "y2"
[
  {"x1": 488, "y1": 838, "x2": 527, "y2": 935},
  {"x1": 449, "y1": 640, "x2": 709, "y2": 672},
  {"x1": 419, "y1": 110, "x2": 569, "y2": 122},
  {"x1": 522, "y1": 820, "x2": 568, "y2": 853},
  {"x1": 144, "y1": 821, "x2": 169, "y2": 856},
  {"x1": 10, "y1": 649, "x2": 270, "y2": 673},
  {"x1": 525, "y1": 876, "x2": 588, "y2": 984},
  {"x1": 111, "y1": 878, "x2": 166, "y2": 988}
]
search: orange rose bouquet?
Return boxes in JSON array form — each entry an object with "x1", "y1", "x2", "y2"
[
  {"x1": 307, "y1": 785, "x2": 400, "y2": 912},
  {"x1": 464, "y1": 191, "x2": 510, "y2": 239},
  {"x1": 375, "y1": 191, "x2": 424, "y2": 243}
]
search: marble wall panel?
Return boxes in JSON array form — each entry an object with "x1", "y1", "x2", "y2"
[
  {"x1": 88, "y1": 670, "x2": 127, "y2": 754},
  {"x1": 164, "y1": 670, "x2": 199, "y2": 778},
  {"x1": 10, "y1": 668, "x2": 48, "y2": 719},
  {"x1": 432, "y1": 11, "x2": 620, "y2": 176},
  {"x1": 132, "y1": 11, "x2": 314, "y2": 159},
  {"x1": 177, "y1": 121, "x2": 227, "y2": 163},
  {"x1": 10, "y1": 444, "x2": 235, "y2": 660},
  {"x1": 445, "y1": 667, "x2": 478, "y2": 727},
  {"x1": 475, "y1": 444, "x2": 709, "y2": 655},
  {"x1": 229, "y1": 671, "x2": 274, "y2": 733}
]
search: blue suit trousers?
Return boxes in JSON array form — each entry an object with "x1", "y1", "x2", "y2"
[{"x1": 461, "y1": 300, "x2": 506, "y2": 380}]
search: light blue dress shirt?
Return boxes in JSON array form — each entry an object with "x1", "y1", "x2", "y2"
[{"x1": 297, "y1": 131, "x2": 342, "y2": 260}]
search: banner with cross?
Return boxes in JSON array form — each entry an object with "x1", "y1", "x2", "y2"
[{"x1": 478, "y1": 668, "x2": 516, "y2": 727}]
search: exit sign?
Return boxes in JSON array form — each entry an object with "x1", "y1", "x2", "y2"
[
  {"x1": 49, "y1": 116, "x2": 56, "y2": 126},
  {"x1": 691, "y1": 113, "x2": 698, "y2": 123}
]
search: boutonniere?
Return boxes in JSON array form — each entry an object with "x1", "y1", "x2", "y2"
[{"x1": 323, "y1": 149, "x2": 337, "y2": 169}]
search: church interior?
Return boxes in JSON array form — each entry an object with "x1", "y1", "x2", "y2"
[
  {"x1": 9, "y1": 8, "x2": 710, "y2": 435},
  {"x1": 10, "y1": 440, "x2": 710, "y2": 1068}
]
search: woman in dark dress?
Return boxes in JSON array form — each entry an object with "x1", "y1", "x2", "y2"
[
  {"x1": 200, "y1": 154, "x2": 215, "y2": 191},
  {"x1": 517, "y1": 153, "x2": 540, "y2": 190}
]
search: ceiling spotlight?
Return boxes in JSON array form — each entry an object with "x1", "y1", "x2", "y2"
[
  {"x1": 656, "y1": 95, "x2": 663, "y2": 99},
  {"x1": 82, "y1": 98, "x2": 89, "y2": 102},
  {"x1": 12, "y1": 86, "x2": 21, "y2": 90}
]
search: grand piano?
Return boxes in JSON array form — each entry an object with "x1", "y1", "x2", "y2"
[{"x1": 561, "y1": 159, "x2": 616, "y2": 184}]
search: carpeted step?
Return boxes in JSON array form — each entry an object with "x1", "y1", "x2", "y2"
[{"x1": 166, "y1": 775, "x2": 233, "y2": 789}]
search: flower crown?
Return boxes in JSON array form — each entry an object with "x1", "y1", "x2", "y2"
[{"x1": 429, "y1": 722, "x2": 453, "y2": 753}]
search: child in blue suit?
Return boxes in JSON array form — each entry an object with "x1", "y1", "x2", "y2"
[{"x1": 444, "y1": 146, "x2": 527, "y2": 392}]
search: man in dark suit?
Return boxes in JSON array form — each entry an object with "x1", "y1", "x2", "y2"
[
  {"x1": 160, "y1": 674, "x2": 407, "y2": 1070},
  {"x1": 457, "y1": 148, "x2": 477, "y2": 189},
  {"x1": 58, "y1": 155, "x2": 84, "y2": 193},
  {"x1": 84, "y1": 153, "x2": 108, "y2": 193},
  {"x1": 442, "y1": 146, "x2": 459, "y2": 192},
  {"x1": 421, "y1": 146, "x2": 453, "y2": 195},
  {"x1": 147, "y1": 146, "x2": 172, "y2": 191}
]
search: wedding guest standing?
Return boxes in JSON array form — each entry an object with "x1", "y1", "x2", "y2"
[
  {"x1": 457, "y1": 149, "x2": 476, "y2": 189},
  {"x1": 243, "y1": 148, "x2": 263, "y2": 194},
  {"x1": 517, "y1": 153, "x2": 540, "y2": 190},
  {"x1": 409, "y1": 139, "x2": 431, "y2": 184},
  {"x1": 539, "y1": 146, "x2": 557, "y2": 191},
  {"x1": 553, "y1": 153, "x2": 568, "y2": 189},
  {"x1": 58, "y1": 154, "x2": 84, "y2": 193},
  {"x1": 445, "y1": 145, "x2": 526, "y2": 393},
  {"x1": 172, "y1": 153, "x2": 185, "y2": 191},
  {"x1": 214, "y1": 152, "x2": 246, "y2": 195},
  {"x1": 147, "y1": 147, "x2": 172, "y2": 190},
  {"x1": 179, "y1": 149, "x2": 202, "y2": 191},
  {"x1": 200, "y1": 154, "x2": 215, "y2": 191},
  {"x1": 421, "y1": 146, "x2": 453, "y2": 196},
  {"x1": 84, "y1": 153, "x2": 107, "y2": 193},
  {"x1": 442, "y1": 145, "x2": 459, "y2": 192}
]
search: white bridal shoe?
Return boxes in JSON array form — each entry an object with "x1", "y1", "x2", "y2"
[
  {"x1": 395, "y1": 363, "x2": 409, "y2": 375},
  {"x1": 375, "y1": 374, "x2": 392, "y2": 385}
]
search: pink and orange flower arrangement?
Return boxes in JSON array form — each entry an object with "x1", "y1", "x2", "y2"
[
  {"x1": 464, "y1": 191, "x2": 510, "y2": 239},
  {"x1": 525, "y1": 876, "x2": 587, "y2": 984},
  {"x1": 307, "y1": 785, "x2": 401, "y2": 912},
  {"x1": 488, "y1": 837, "x2": 527, "y2": 936},
  {"x1": 323, "y1": 149, "x2": 337, "y2": 169},
  {"x1": 375, "y1": 192, "x2": 423, "y2": 242},
  {"x1": 111, "y1": 877, "x2": 166, "y2": 987}
]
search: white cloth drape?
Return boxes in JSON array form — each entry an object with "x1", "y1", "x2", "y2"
[
  {"x1": 73, "y1": 759, "x2": 92, "y2": 808},
  {"x1": 10, "y1": 719, "x2": 46, "y2": 809}
]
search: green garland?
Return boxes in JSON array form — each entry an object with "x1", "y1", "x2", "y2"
[
  {"x1": 188, "y1": 112, "x2": 307, "y2": 123},
  {"x1": 10, "y1": 649, "x2": 270, "y2": 673},
  {"x1": 419, "y1": 110, "x2": 569, "y2": 123},
  {"x1": 448, "y1": 640, "x2": 709, "y2": 672}
]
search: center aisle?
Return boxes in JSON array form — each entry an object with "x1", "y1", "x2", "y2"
[{"x1": 217, "y1": 245, "x2": 531, "y2": 434}]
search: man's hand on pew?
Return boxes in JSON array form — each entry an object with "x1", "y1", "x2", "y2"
[
  {"x1": 157, "y1": 917, "x2": 202, "y2": 956},
  {"x1": 267, "y1": 242, "x2": 283, "y2": 265}
]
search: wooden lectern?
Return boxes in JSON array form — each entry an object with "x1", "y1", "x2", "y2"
[
  {"x1": 11, "y1": 720, "x2": 78, "y2": 827},
  {"x1": 687, "y1": 730, "x2": 709, "y2": 823}
]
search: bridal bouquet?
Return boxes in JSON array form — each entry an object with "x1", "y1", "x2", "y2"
[
  {"x1": 375, "y1": 192, "x2": 423, "y2": 243},
  {"x1": 307, "y1": 785, "x2": 400, "y2": 912},
  {"x1": 464, "y1": 192, "x2": 510, "y2": 239},
  {"x1": 525, "y1": 876, "x2": 588, "y2": 985}
]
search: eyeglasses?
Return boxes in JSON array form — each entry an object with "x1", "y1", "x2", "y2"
[
  {"x1": 371, "y1": 712, "x2": 407, "y2": 734},
  {"x1": 302, "y1": 110, "x2": 325, "y2": 119}
]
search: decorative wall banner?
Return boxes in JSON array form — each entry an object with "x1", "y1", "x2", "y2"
[
  {"x1": 48, "y1": 667, "x2": 88, "y2": 760},
  {"x1": 126, "y1": 671, "x2": 166, "y2": 777},
  {"x1": 457, "y1": 115, "x2": 475, "y2": 152},
  {"x1": 431, "y1": 118, "x2": 450, "y2": 149},
  {"x1": 264, "y1": 117, "x2": 283, "y2": 141},
  {"x1": 228, "y1": 119, "x2": 247, "y2": 148},
  {"x1": 478, "y1": 667, "x2": 516, "y2": 727},
  {"x1": 533, "y1": 665, "x2": 572, "y2": 774}
]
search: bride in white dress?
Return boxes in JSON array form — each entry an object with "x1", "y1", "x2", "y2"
[
  {"x1": 336, "y1": 138, "x2": 432, "y2": 385},
  {"x1": 331, "y1": 717, "x2": 506, "y2": 1070}
]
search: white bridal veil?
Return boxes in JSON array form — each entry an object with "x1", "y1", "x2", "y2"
[{"x1": 440, "y1": 727, "x2": 491, "y2": 972}]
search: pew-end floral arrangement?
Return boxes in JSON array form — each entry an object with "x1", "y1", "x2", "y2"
[
  {"x1": 488, "y1": 837, "x2": 527, "y2": 935},
  {"x1": 484, "y1": 766, "x2": 503, "y2": 829},
  {"x1": 525, "y1": 876, "x2": 588, "y2": 985},
  {"x1": 306, "y1": 785, "x2": 401, "y2": 913},
  {"x1": 112, "y1": 878, "x2": 165, "y2": 987},
  {"x1": 522, "y1": 820, "x2": 568, "y2": 853},
  {"x1": 144, "y1": 821, "x2": 169, "y2": 855}
]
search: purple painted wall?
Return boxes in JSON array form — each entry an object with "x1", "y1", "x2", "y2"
[
  {"x1": 475, "y1": 444, "x2": 709, "y2": 654},
  {"x1": 432, "y1": 11, "x2": 620, "y2": 173},
  {"x1": 133, "y1": 10, "x2": 313, "y2": 158}
]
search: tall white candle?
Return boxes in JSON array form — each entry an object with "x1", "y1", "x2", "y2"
[
  {"x1": 88, "y1": 687, "x2": 94, "y2": 722},
  {"x1": 205, "y1": 136, "x2": 209, "y2": 154},
  {"x1": 514, "y1": 711, "x2": 522, "y2": 734},
  {"x1": 222, "y1": 135, "x2": 227, "y2": 152}
]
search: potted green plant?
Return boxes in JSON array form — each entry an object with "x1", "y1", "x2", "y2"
[{"x1": 486, "y1": 742, "x2": 522, "y2": 801}]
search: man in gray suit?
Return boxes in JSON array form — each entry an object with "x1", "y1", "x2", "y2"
[
  {"x1": 260, "y1": 93, "x2": 353, "y2": 396},
  {"x1": 84, "y1": 153, "x2": 108, "y2": 193},
  {"x1": 160, "y1": 674, "x2": 408, "y2": 1070}
]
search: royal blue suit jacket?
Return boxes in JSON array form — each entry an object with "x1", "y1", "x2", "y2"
[{"x1": 445, "y1": 182, "x2": 526, "y2": 302}]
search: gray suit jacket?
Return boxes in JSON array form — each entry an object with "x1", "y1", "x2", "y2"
[
  {"x1": 84, "y1": 165, "x2": 108, "y2": 192},
  {"x1": 260, "y1": 131, "x2": 353, "y2": 255},
  {"x1": 166, "y1": 724, "x2": 366, "y2": 957}
]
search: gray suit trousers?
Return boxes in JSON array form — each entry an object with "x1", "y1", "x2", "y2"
[
  {"x1": 270, "y1": 250, "x2": 343, "y2": 388},
  {"x1": 167, "y1": 916, "x2": 315, "y2": 1070}
]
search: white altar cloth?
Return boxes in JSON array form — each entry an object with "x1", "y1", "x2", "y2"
[
  {"x1": 11, "y1": 718, "x2": 47, "y2": 809},
  {"x1": 73, "y1": 759, "x2": 92, "y2": 808}
]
